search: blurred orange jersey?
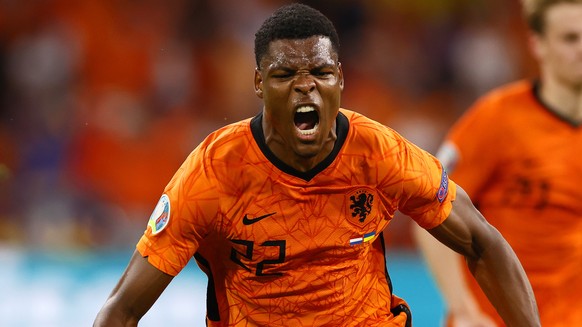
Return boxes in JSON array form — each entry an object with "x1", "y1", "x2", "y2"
[
  {"x1": 438, "y1": 80, "x2": 582, "y2": 326},
  {"x1": 137, "y1": 109, "x2": 456, "y2": 327}
]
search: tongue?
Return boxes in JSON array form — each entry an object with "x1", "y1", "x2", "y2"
[
  {"x1": 295, "y1": 111, "x2": 318, "y2": 130},
  {"x1": 297, "y1": 122, "x2": 314, "y2": 130}
]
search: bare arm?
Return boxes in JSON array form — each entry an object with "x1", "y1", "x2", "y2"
[
  {"x1": 93, "y1": 250, "x2": 174, "y2": 327},
  {"x1": 413, "y1": 224, "x2": 496, "y2": 327},
  {"x1": 425, "y1": 186, "x2": 539, "y2": 327}
]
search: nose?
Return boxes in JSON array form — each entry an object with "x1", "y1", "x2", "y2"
[{"x1": 293, "y1": 74, "x2": 316, "y2": 94}]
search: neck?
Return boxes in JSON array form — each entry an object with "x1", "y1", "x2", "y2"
[
  {"x1": 262, "y1": 118, "x2": 337, "y2": 173},
  {"x1": 539, "y1": 74, "x2": 582, "y2": 123}
]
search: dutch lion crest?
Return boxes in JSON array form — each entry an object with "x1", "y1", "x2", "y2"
[{"x1": 347, "y1": 188, "x2": 375, "y2": 227}]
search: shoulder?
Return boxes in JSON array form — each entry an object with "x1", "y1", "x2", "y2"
[
  {"x1": 340, "y1": 108, "x2": 417, "y2": 160},
  {"x1": 195, "y1": 118, "x2": 254, "y2": 156},
  {"x1": 176, "y1": 118, "x2": 254, "y2": 178},
  {"x1": 340, "y1": 108, "x2": 401, "y2": 143},
  {"x1": 471, "y1": 80, "x2": 536, "y2": 114},
  {"x1": 451, "y1": 80, "x2": 536, "y2": 133}
]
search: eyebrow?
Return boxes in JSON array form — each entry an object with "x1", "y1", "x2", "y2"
[{"x1": 270, "y1": 61, "x2": 337, "y2": 71}]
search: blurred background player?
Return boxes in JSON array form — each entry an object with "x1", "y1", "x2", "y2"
[{"x1": 414, "y1": 0, "x2": 582, "y2": 325}]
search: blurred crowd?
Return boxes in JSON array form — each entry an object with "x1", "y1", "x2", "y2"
[{"x1": 0, "y1": 0, "x2": 537, "y2": 251}]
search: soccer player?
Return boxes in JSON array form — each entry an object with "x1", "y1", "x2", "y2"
[
  {"x1": 93, "y1": 4, "x2": 540, "y2": 327},
  {"x1": 414, "y1": 0, "x2": 582, "y2": 326}
]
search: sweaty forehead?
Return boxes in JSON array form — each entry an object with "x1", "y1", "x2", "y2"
[{"x1": 263, "y1": 36, "x2": 338, "y2": 69}]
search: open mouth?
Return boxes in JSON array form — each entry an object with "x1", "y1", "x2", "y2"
[{"x1": 294, "y1": 106, "x2": 319, "y2": 135}]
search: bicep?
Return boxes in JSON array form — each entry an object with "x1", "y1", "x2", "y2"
[
  {"x1": 426, "y1": 186, "x2": 496, "y2": 260},
  {"x1": 99, "y1": 250, "x2": 174, "y2": 323}
]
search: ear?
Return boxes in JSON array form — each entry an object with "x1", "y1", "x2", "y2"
[
  {"x1": 338, "y1": 62, "x2": 345, "y2": 91},
  {"x1": 529, "y1": 32, "x2": 544, "y2": 61},
  {"x1": 254, "y1": 68, "x2": 264, "y2": 98}
]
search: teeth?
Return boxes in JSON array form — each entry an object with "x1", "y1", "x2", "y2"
[
  {"x1": 298, "y1": 123, "x2": 319, "y2": 135},
  {"x1": 296, "y1": 106, "x2": 315, "y2": 113},
  {"x1": 295, "y1": 105, "x2": 318, "y2": 136}
]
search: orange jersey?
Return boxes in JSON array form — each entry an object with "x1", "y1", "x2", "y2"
[
  {"x1": 137, "y1": 109, "x2": 456, "y2": 326},
  {"x1": 438, "y1": 80, "x2": 582, "y2": 326}
]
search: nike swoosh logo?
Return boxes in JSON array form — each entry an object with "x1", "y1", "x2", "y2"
[{"x1": 243, "y1": 212, "x2": 277, "y2": 225}]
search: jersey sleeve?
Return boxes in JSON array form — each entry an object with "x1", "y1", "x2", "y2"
[
  {"x1": 137, "y1": 146, "x2": 220, "y2": 276},
  {"x1": 437, "y1": 95, "x2": 504, "y2": 199},
  {"x1": 395, "y1": 133, "x2": 457, "y2": 229}
]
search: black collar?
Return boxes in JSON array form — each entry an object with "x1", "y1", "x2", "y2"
[
  {"x1": 250, "y1": 111, "x2": 349, "y2": 181},
  {"x1": 532, "y1": 80, "x2": 581, "y2": 128}
]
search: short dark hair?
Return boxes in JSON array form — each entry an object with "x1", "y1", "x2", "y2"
[{"x1": 254, "y1": 3, "x2": 340, "y2": 68}]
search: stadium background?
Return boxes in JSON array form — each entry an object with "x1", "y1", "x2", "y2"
[{"x1": 0, "y1": 0, "x2": 536, "y2": 326}]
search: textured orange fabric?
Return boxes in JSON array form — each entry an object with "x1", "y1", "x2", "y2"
[
  {"x1": 443, "y1": 80, "x2": 582, "y2": 326},
  {"x1": 137, "y1": 109, "x2": 456, "y2": 326}
]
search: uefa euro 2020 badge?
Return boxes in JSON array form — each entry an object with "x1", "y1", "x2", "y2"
[{"x1": 148, "y1": 194, "x2": 171, "y2": 235}]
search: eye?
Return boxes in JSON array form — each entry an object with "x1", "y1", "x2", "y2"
[
  {"x1": 562, "y1": 32, "x2": 580, "y2": 44},
  {"x1": 312, "y1": 69, "x2": 334, "y2": 77},
  {"x1": 271, "y1": 69, "x2": 294, "y2": 79}
]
